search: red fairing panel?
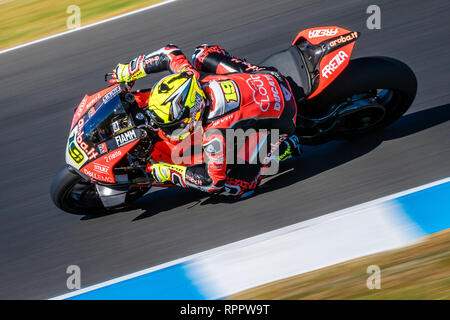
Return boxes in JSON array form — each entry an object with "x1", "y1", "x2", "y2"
[
  {"x1": 81, "y1": 140, "x2": 140, "y2": 183},
  {"x1": 133, "y1": 90, "x2": 152, "y2": 108},
  {"x1": 309, "y1": 42, "x2": 356, "y2": 99},
  {"x1": 292, "y1": 26, "x2": 358, "y2": 99}
]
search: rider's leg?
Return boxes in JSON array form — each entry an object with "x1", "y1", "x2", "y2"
[
  {"x1": 223, "y1": 127, "x2": 299, "y2": 199},
  {"x1": 224, "y1": 164, "x2": 263, "y2": 198},
  {"x1": 192, "y1": 44, "x2": 265, "y2": 74},
  {"x1": 270, "y1": 96, "x2": 302, "y2": 162}
]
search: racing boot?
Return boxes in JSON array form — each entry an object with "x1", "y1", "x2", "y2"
[{"x1": 278, "y1": 134, "x2": 302, "y2": 161}]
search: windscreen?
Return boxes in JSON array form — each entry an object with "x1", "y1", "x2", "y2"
[{"x1": 83, "y1": 95, "x2": 134, "y2": 145}]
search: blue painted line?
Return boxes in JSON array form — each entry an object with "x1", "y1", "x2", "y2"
[
  {"x1": 395, "y1": 181, "x2": 450, "y2": 235},
  {"x1": 56, "y1": 178, "x2": 450, "y2": 300},
  {"x1": 67, "y1": 263, "x2": 207, "y2": 300}
]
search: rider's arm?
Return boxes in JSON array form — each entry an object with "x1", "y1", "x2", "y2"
[
  {"x1": 150, "y1": 130, "x2": 227, "y2": 193},
  {"x1": 111, "y1": 44, "x2": 199, "y2": 83},
  {"x1": 143, "y1": 45, "x2": 199, "y2": 76},
  {"x1": 192, "y1": 129, "x2": 227, "y2": 191}
]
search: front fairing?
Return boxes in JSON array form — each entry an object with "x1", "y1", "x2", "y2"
[{"x1": 65, "y1": 85, "x2": 141, "y2": 183}]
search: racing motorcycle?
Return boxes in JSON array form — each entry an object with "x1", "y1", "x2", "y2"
[{"x1": 50, "y1": 26, "x2": 417, "y2": 214}]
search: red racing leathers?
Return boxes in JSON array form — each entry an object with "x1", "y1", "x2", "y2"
[{"x1": 135, "y1": 44, "x2": 298, "y2": 196}]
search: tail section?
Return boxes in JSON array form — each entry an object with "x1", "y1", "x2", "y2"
[{"x1": 292, "y1": 26, "x2": 360, "y2": 99}]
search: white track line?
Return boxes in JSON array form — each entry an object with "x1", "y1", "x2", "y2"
[
  {"x1": 0, "y1": 0, "x2": 180, "y2": 55},
  {"x1": 50, "y1": 176, "x2": 450, "y2": 300}
]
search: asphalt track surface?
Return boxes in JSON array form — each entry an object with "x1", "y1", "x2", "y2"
[{"x1": 0, "y1": 0, "x2": 449, "y2": 299}]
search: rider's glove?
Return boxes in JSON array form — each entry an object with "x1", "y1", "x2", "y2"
[
  {"x1": 150, "y1": 163, "x2": 186, "y2": 184},
  {"x1": 109, "y1": 55, "x2": 147, "y2": 84}
]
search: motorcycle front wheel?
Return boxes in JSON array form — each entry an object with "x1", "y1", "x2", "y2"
[
  {"x1": 50, "y1": 166, "x2": 150, "y2": 215},
  {"x1": 50, "y1": 166, "x2": 106, "y2": 215}
]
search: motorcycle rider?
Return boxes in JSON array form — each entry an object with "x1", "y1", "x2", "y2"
[{"x1": 110, "y1": 44, "x2": 302, "y2": 197}]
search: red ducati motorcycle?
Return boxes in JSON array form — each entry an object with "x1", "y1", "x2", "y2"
[{"x1": 50, "y1": 26, "x2": 417, "y2": 214}]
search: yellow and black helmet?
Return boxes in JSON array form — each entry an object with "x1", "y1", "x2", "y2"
[{"x1": 148, "y1": 71, "x2": 206, "y2": 140}]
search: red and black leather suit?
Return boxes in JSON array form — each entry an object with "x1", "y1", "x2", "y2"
[{"x1": 137, "y1": 44, "x2": 298, "y2": 196}]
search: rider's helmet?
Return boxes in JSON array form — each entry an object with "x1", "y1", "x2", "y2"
[{"x1": 147, "y1": 71, "x2": 206, "y2": 141}]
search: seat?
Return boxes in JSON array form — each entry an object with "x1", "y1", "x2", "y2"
[{"x1": 259, "y1": 46, "x2": 311, "y2": 95}]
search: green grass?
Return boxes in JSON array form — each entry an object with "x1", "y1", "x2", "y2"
[
  {"x1": 231, "y1": 229, "x2": 450, "y2": 300},
  {"x1": 0, "y1": 0, "x2": 165, "y2": 50}
]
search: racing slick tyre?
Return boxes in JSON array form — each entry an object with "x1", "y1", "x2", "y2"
[
  {"x1": 50, "y1": 166, "x2": 149, "y2": 215},
  {"x1": 50, "y1": 166, "x2": 106, "y2": 215},
  {"x1": 308, "y1": 56, "x2": 417, "y2": 140}
]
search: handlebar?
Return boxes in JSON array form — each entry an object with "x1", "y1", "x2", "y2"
[
  {"x1": 104, "y1": 72, "x2": 115, "y2": 83},
  {"x1": 104, "y1": 72, "x2": 135, "y2": 91}
]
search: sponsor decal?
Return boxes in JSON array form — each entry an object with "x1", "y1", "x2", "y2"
[
  {"x1": 102, "y1": 85, "x2": 121, "y2": 103},
  {"x1": 308, "y1": 28, "x2": 339, "y2": 38},
  {"x1": 75, "y1": 96, "x2": 88, "y2": 118},
  {"x1": 322, "y1": 50, "x2": 349, "y2": 79},
  {"x1": 68, "y1": 133, "x2": 85, "y2": 165},
  {"x1": 263, "y1": 75, "x2": 281, "y2": 111},
  {"x1": 82, "y1": 168, "x2": 114, "y2": 183},
  {"x1": 104, "y1": 150, "x2": 122, "y2": 163},
  {"x1": 76, "y1": 119, "x2": 99, "y2": 160},
  {"x1": 210, "y1": 113, "x2": 234, "y2": 127},
  {"x1": 98, "y1": 142, "x2": 108, "y2": 154},
  {"x1": 76, "y1": 93, "x2": 101, "y2": 120},
  {"x1": 207, "y1": 81, "x2": 240, "y2": 119},
  {"x1": 230, "y1": 58, "x2": 263, "y2": 72},
  {"x1": 88, "y1": 107, "x2": 96, "y2": 118},
  {"x1": 219, "y1": 81, "x2": 239, "y2": 103},
  {"x1": 246, "y1": 74, "x2": 282, "y2": 112},
  {"x1": 112, "y1": 120, "x2": 121, "y2": 133},
  {"x1": 280, "y1": 84, "x2": 292, "y2": 102},
  {"x1": 329, "y1": 32, "x2": 358, "y2": 47},
  {"x1": 143, "y1": 55, "x2": 160, "y2": 67},
  {"x1": 194, "y1": 46, "x2": 227, "y2": 65},
  {"x1": 115, "y1": 130, "x2": 138, "y2": 147},
  {"x1": 262, "y1": 133, "x2": 287, "y2": 164},
  {"x1": 93, "y1": 163, "x2": 109, "y2": 174},
  {"x1": 185, "y1": 173, "x2": 203, "y2": 186},
  {"x1": 193, "y1": 91, "x2": 204, "y2": 112}
]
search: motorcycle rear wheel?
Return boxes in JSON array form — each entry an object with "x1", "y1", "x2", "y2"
[{"x1": 306, "y1": 56, "x2": 417, "y2": 139}]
